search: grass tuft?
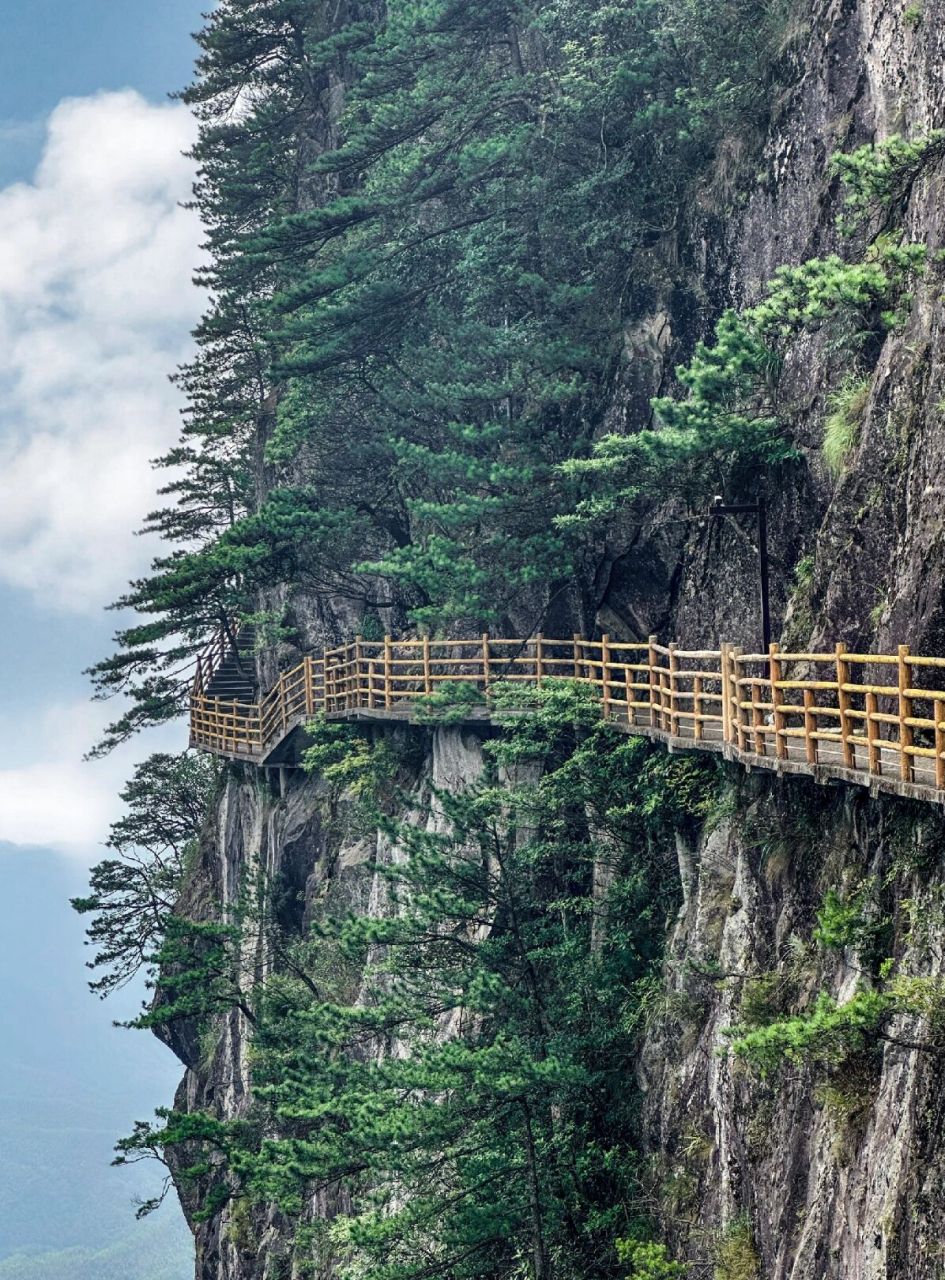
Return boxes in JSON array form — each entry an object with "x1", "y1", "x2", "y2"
[{"x1": 823, "y1": 375, "x2": 871, "y2": 478}]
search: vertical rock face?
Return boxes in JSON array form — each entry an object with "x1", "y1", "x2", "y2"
[
  {"x1": 162, "y1": 2, "x2": 945, "y2": 1277},
  {"x1": 169, "y1": 728, "x2": 487, "y2": 1280},
  {"x1": 639, "y1": 780, "x2": 945, "y2": 1278},
  {"x1": 611, "y1": 0, "x2": 945, "y2": 655}
]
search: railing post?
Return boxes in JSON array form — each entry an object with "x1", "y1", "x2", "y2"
[
  {"x1": 936, "y1": 694, "x2": 945, "y2": 791},
  {"x1": 720, "y1": 644, "x2": 731, "y2": 744},
  {"x1": 573, "y1": 633, "x2": 582, "y2": 682},
  {"x1": 731, "y1": 648, "x2": 748, "y2": 752},
  {"x1": 647, "y1": 635, "x2": 659, "y2": 728},
  {"x1": 535, "y1": 633, "x2": 544, "y2": 687},
  {"x1": 835, "y1": 644, "x2": 854, "y2": 769},
  {"x1": 304, "y1": 656, "x2": 314, "y2": 716},
  {"x1": 384, "y1": 635, "x2": 393, "y2": 710},
  {"x1": 423, "y1": 635, "x2": 432, "y2": 696},
  {"x1": 770, "y1": 643, "x2": 787, "y2": 761},
  {"x1": 866, "y1": 690, "x2": 881, "y2": 776},
  {"x1": 693, "y1": 672, "x2": 704, "y2": 742},
  {"x1": 804, "y1": 688, "x2": 817, "y2": 765},
  {"x1": 667, "y1": 643, "x2": 678, "y2": 736},
  {"x1": 482, "y1": 633, "x2": 492, "y2": 694},
  {"x1": 898, "y1": 644, "x2": 913, "y2": 783},
  {"x1": 354, "y1": 635, "x2": 363, "y2": 711},
  {"x1": 601, "y1": 633, "x2": 611, "y2": 721}
]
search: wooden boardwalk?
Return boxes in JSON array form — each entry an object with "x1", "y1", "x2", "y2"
[{"x1": 190, "y1": 634, "x2": 945, "y2": 805}]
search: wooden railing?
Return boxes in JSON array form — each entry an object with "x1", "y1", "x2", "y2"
[{"x1": 189, "y1": 634, "x2": 945, "y2": 801}]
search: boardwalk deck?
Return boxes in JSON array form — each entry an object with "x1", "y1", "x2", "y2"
[{"x1": 190, "y1": 633, "x2": 945, "y2": 806}]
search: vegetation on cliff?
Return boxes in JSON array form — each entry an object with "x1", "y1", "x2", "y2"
[
  {"x1": 88, "y1": 0, "x2": 799, "y2": 752},
  {"x1": 113, "y1": 687, "x2": 719, "y2": 1279},
  {"x1": 75, "y1": 1, "x2": 945, "y2": 1276}
]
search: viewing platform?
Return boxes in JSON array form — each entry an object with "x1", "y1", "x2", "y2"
[{"x1": 190, "y1": 632, "x2": 945, "y2": 806}]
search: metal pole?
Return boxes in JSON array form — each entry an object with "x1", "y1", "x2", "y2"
[{"x1": 758, "y1": 496, "x2": 771, "y2": 653}]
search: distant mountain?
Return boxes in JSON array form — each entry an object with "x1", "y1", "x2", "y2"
[{"x1": 0, "y1": 844, "x2": 192, "y2": 1275}]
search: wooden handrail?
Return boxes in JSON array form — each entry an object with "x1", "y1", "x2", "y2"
[{"x1": 187, "y1": 633, "x2": 945, "y2": 802}]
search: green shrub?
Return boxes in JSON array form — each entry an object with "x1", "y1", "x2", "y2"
[
  {"x1": 714, "y1": 1217, "x2": 761, "y2": 1280},
  {"x1": 815, "y1": 879, "x2": 890, "y2": 972},
  {"x1": 831, "y1": 131, "x2": 945, "y2": 230},
  {"x1": 794, "y1": 554, "x2": 815, "y2": 588},
  {"x1": 823, "y1": 375, "x2": 871, "y2": 477},
  {"x1": 411, "y1": 680, "x2": 487, "y2": 724},
  {"x1": 726, "y1": 988, "x2": 891, "y2": 1076},
  {"x1": 617, "y1": 1237, "x2": 688, "y2": 1279},
  {"x1": 816, "y1": 1050, "x2": 880, "y2": 1129}
]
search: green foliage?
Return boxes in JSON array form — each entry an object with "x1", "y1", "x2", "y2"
[
  {"x1": 794, "y1": 554, "x2": 814, "y2": 588},
  {"x1": 412, "y1": 681, "x2": 487, "y2": 725},
  {"x1": 562, "y1": 236, "x2": 925, "y2": 535},
  {"x1": 124, "y1": 688, "x2": 720, "y2": 1279},
  {"x1": 129, "y1": 915, "x2": 256, "y2": 1034},
  {"x1": 813, "y1": 879, "x2": 886, "y2": 959},
  {"x1": 92, "y1": 0, "x2": 802, "y2": 741},
  {"x1": 713, "y1": 1218, "x2": 760, "y2": 1280},
  {"x1": 822, "y1": 375, "x2": 870, "y2": 478},
  {"x1": 71, "y1": 752, "x2": 218, "y2": 996},
  {"x1": 726, "y1": 988, "x2": 891, "y2": 1076},
  {"x1": 831, "y1": 131, "x2": 945, "y2": 231},
  {"x1": 815, "y1": 1051, "x2": 880, "y2": 1135},
  {"x1": 738, "y1": 969, "x2": 797, "y2": 1029},
  {"x1": 617, "y1": 1236, "x2": 688, "y2": 1279},
  {"x1": 903, "y1": 2, "x2": 923, "y2": 25},
  {"x1": 302, "y1": 715, "x2": 396, "y2": 802}
]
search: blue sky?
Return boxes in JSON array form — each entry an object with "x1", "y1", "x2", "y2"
[
  {"x1": 0, "y1": 0, "x2": 204, "y2": 182},
  {"x1": 0, "y1": 0, "x2": 208, "y2": 852},
  {"x1": 0, "y1": 7, "x2": 209, "y2": 1269}
]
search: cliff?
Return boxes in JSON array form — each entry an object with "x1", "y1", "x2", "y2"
[{"x1": 138, "y1": 1, "x2": 945, "y2": 1277}]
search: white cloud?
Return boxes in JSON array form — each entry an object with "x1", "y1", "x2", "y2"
[
  {"x1": 0, "y1": 696, "x2": 187, "y2": 857},
  {"x1": 0, "y1": 90, "x2": 204, "y2": 613}
]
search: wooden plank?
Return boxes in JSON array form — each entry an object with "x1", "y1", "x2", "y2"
[
  {"x1": 668, "y1": 643, "x2": 679, "y2": 735},
  {"x1": 423, "y1": 635, "x2": 432, "y2": 695},
  {"x1": 536, "y1": 633, "x2": 544, "y2": 687},
  {"x1": 866, "y1": 690, "x2": 881, "y2": 776},
  {"x1": 750, "y1": 680, "x2": 765, "y2": 756},
  {"x1": 898, "y1": 644, "x2": 913, "y2": 783},
  {"x1": 353, "y1": 636, "x2": 363, "y2": 713},
  {"x1": 482, "y1": 633, "x2": 492, "y2": 692},
  {"x1": 384, "y1": 635, "x2": 393, "y2": 710},
  {"x1": 836, "y1": 644, "x2": 854, "y2": 769},
  {"x1": 693, "y1": 673, "x2": 704, "y2": 741},
  {"x1": 601, "y1": 634, "x2": 611, "y2": 720},
  {"x1": 648, "y1": 636, "x2": 659, "y2": 729},
  {"x1": 770, "y1": 643, "x2": 787, "y2": 761}
]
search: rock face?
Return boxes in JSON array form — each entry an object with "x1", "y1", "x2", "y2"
[
  {"x1": 641, "y1": 777, "x2": 945, "y2": 1278},
  {"x1": 164, "y1": 1, "x2": 945, "y2": 1276},
  {"x1": 169, "y1": 728, "x2": 489, "y2": 1280}
]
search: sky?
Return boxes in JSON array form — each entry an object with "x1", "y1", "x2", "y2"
[{"x1": 0, "y1": 0, "x2": 209, "y2": 855}]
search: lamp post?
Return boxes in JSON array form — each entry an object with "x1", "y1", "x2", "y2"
[{"x1": 709, "y1": 495, "x2": 771, "y2": 652}]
